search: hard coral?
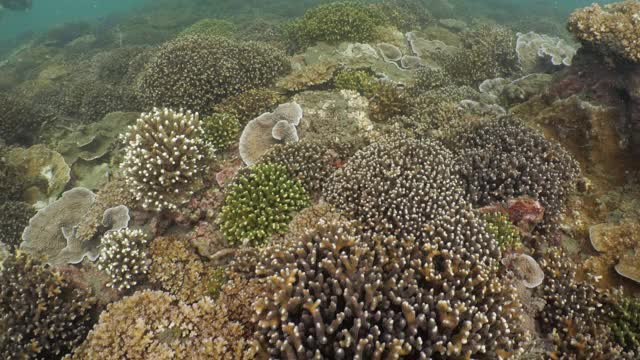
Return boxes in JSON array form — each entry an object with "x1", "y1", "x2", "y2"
[
  {"x1": 212, "y1": 87, "x2": 285, "y2": 125},
  {"x1": 451, "y1": 117, "x2": 580, "y2": 231},
  {"x1": 567, "y1": 0, "x2": 640, "y2": 63},
  {"x1": 324, "y1": 137, "x2": 467, "y2": 239},
  {"x1": 137, "y1": 34, "x2": 290, "y2": 113},
  {"x1": 368, "y1": 82, "x2": 410, "y2": 122},
  {"x1": 1, "y1": 252, "x2": 95, "y2": 359},
  {"x1": 218, "y1": 163, "x2": 309, "y2": 247},
  {"x1": 286, "y1": 2, "x2": 388, "y2": 49},
  {"x1": 121, "y1": 108, "x2": 212, "y2": 211},
  {"x1": 0, "y1": 201, "x2": 34, "y2": 249},
  {"x1": 0, "y1": 93, "x2": 50, "y2": 145},
  {"x1": 256, "y1": 220, "x2": 526, "y2": 358},
  {"x1": 71, "y1": 290, "x2": 257, "y2": 359},
  {"x1": 98, "y1": 228, "x2": 150, "y2": 291},
  {"x1": 201, "y1": 112, "x2": 240, "y2": 151},
  {"x1": 482, "y1": 211, "x2": 522, "y2": 250},
  {"x1": 178, "y1": 18, "x2": 236, "y2": 38},
  {"x1": 333, "y1": 68, "x2": 379, "y2": 97}
]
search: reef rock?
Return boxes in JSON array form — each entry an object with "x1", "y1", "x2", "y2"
[
  {"x1": 589, "y1": 220, "x2": 640, "y2": 284},
  {"x1": 239, "y1": 102, "x2": 303, "y2": 166}
]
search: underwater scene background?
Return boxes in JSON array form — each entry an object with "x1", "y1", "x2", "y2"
[{"x1": 1, "y1": 0, "x2": 639, "y2": 359}]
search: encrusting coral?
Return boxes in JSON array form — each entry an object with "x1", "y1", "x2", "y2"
[
  {"x1": 97, "y1": 228, "x2": 150, "y2": 291},
  {"x1": 218, "y1": 163, "x2": 309, "y2": 247},
  {"x1": 136, "y1": 34, "x2": 290, "y2": 113},
  {"x1": 256, "y1": 220, "x2": 528, "y2": 358},
  {"x1": 70, "y1": 290, "x2": 257, "y2": 360},
  {"x1": 121, "y1": 108, "x2": 213, "y2": 212},
  {"x1": 324, "y1": 137, "x2": 468, "y2": 239},
  {"x1": 567, "y1": 0, "x2": 640, "y2": 63},
  {"x1": 450, "y1": 117, "x2": 580, "y2": 231},
  {"x1": 1, "y1": 252, "x2": 95, "y2": 359}
]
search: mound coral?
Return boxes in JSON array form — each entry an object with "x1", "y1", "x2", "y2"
[
  {"x1": 0, "y1": 201, "x2": 34, "y2": 249},
  {"x1": 212, "y1": 87, "x2": 285, "y2": 125},
  {"x1": 71, "y1": 290, "x2": 257, "y2": 359},
  {"x1": 201, "y1": 112, "x2": 240, "y2": 151},
  {"x1": 98, "y1": 228, "x2": 150, "y2": 291},
  {"x1": 0, "y1": 252, "x2": 95, "y2": 359},
  {"x1": 260, "y1": 139, "x2": 341, "y2": 194},
  {"x1": 451, "y1": 117, "x2": 580, "y2": 231},
  {"x1": 121, "y1": 108, "x2": 212, "y2": 211},
  {"x1": 442, "y1": 24, "x2": 519, "y2": 85},
  {"x1": 567, "y1": 0, "x2": 640, "y2": 63},
  {"x1": 137, "y1": 34, "x2": 290, "y2": 113},
  {"x1": 218, "y1": 163, "x2": 309, "y2": 247},
  {"x1": 256, "y1": 220, "x2": 526, "y2": 358},
  {"x1": 324, "y1": 137, "x2": 467, "y2": 239},
  {"x1": 286, "y1": 2, "x2": 387, "y2": 49}
]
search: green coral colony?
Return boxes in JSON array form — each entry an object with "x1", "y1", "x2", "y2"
[{"x1": 2, "y1": 0, "x2": 640, "y2": 359}]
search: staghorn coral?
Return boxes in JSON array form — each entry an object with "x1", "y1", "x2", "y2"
[
  {"x1": 256, "y1": 220, "x2": 527, "y2": 358},
  {"x1": 0, "y1": 201, "x2": 34, "y2": 250},
  {"x1": 71, "y1": 290, "x2": 257, "y2": 359},
  {"x1": 442, "y1": 24, "x2": 519, "y2": 85},
  {"x1": 536, "y1": 249, "x2": 636, "y2": 358},
  {"x1": 567, "y1": 1, "x2": 640, "y2": 63},
  {"x1": 98, "y1": 228, "x2": 150, "y2": 291},
  {"x1": 450, "y1": 117, "x2": 580, "y2": 231},
  {"x1": 259, "y1": 139, "x2": 341, "y2": 194},
  {"x1": 137, "y1": 34, "x2": 290, "y2": 113},
  {"x1": 218, "y1": 163, "x2": 309, "y2": 247},
  {"x1": 121, "y1": 108, "x2": 212, "y2": 211},
  {"x1": 212, "y1": 87, "x2": 285, "y2": 126},
  {"x1": 285, "y1": 2, "x2": 387, "y2": 49},
  {"x1": 149, "y1": 236, "x2": 222, "y2": 303},
  {"x1": 1, "y1": 252, "x2": 95, "y2": 359},
  {"x1": 201, "y1": 112, "x2": 240, "y2": 151},
  {"x1": 368, "y1": 82, "x2": 410, "y2": 122},
  {"x1": 324, "y1": 137, "x2": 467, "y2": 239}
]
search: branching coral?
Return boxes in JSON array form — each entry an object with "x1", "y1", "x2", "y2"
[
  {"x1": 610, "y1": 294, "x2": 640, "y2": 352},
  {"x1": 285, "y1": 2, "x2": 388, "y2": 49},
  {"x1": 212, "y1": 87, "x2": 285, "y2": 125},
  {"x1": 371, "y1": 0, "x2": 433, "y2": 31},
  {"x1": 259, "y1": 139, "x2": 341, "y2": 194},
  {"x1": 324, "y1": 137, "x2": 467, "y2": 239},
  {"x1": 121, "y1": 108, "x2": 212, "y2": 211},
  {"x1": 98, "y1": 228, "x2": 150, "y2": 291},
  {"x1": 178, "y1": 18, "x2": 236, "y2": 38},
  {"x1": 450, "y1": 117, "x2": 580, "y2": 231},
  {"x1": 333, "y1": 69, "x2": 379, "y2": 97},
  {"x1": 0, "y1": 201, "x2": 34, "y2": 249},
  {"x1": 201, "y1": 112, "x2": 240, "y2": 151},
  {"x1": 536, "y1": 249, "x2": 636, "y2": 358},
  {"x1": 218, "y1": 163, "x2": 309, "y2": 246},
  {"x1": 256, "y1": 220, "x2": 526, "y2": 358},
  {"x1": 0, "y1": 93, "x2": 50, "y2": 145},
  {"x1": 567, "y1": 0, "x2": 640, "y2": 63},
  {"x1": 368, "y1": 82, "x2": 410, "y2": 122},
  {"x1": 71, "y1": 290, "x2": 258, "y2": 359},
  {"x1": 1, "y1": 252, "x2": 95, "y2": 359},
  {"x1": 136, "y1": 34, "x2": 290, "y2": 113},
  {"x1": 481, "y1": 211, "x2": 522, "y2": 250}
]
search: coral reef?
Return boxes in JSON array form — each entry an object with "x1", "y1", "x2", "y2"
[
  {"x1": 481, "y1": 211, "x2": 522, "y2": 250},
  {"x1": 201, "y1": 112, "x2": 240, "y2": 151},
  {"x1": 256, "y1": 220, "x2": 527, "y2": 358},
  {"x1": 515, "y1": 31, "x2": 577, "y2": 73},
  {"x1": 98, "y1": 228, "x2": 149, "y2": 291},
  {"x1": 149, "y1": 236, "x2": 220, "y2": 303},
  {"x1": 589, "y1": 220, "x2": 640, "y2": 284},
  {"x1": 324, "y1": 137, "x2": 467, "y2": 238},
  {"x1": 333, "y1": 68, "x2": 379, "y2": 97},
  {"x1": 285, "y1": 2, "x2": 387, "y2": 49},
  {"x1": 0, "y1": 93, "x2": 51, "y2": 145},
  {"x1": 71, "y1": 290, "x2": 257, "y2": 359},
  {"x1": 450, "y1": 117, "x2": 580, "y2": 231},
  {"x1": 136, "y1": 34, "x2": 289, "y2": 113},
  {"x1": 567, "y1": 1, "x2": 640, "y2": 63},
  {"x1": 372, "y1": 0, "x2": 433, "y2": 31},
  {"x1": 0, "y1": 201, "x2": 34, "y2": 250},
  {"x1": 212, "y1": 87, "x2": 285, "y2": 125},
  {"x1": 239, "y1": 102, "x2": 303, "y2": 166},
  {"x1": 121, "y1": 108, "x2": 212, "y2": 211},
  {"x1": 21, "y1": 187, "x2": 100, "y2": 265},
  {"x1": 218, "y1": 163, "x2": 309, "y2": 246},
  {"x1": 368, "y1": 82, "x2": 410, "y2": 122},
  {"x1": 1, "y1": 252, "x2": 95, "y2": 359},
  {"x1": 610, "y1": 294, "x2": 640, "y2": 352},
  {"x1": 260, "y1": 139, "x2": 341, "y2": 194},
  {"x1": 178, "y1": 18, "x2": 236, "y2": 38}
]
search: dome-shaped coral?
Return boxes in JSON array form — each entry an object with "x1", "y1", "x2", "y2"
[
  {"x1": 121, "y1": 108, "x2": 213, "y2": 211},
  {"x1": 136, "y1": 34, "x2": 290, "y2": 113}
]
